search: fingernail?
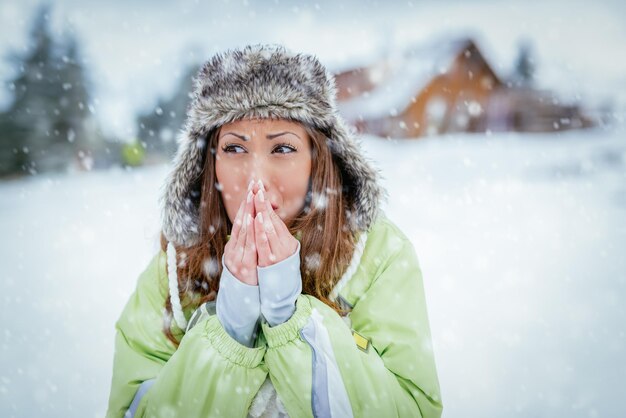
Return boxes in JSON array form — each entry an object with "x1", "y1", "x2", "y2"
[
  {"x1": 257, "y1": 179, "x2": 264, "y2": 191},
  {"x1": 248, "y1": 180, "x2": 254, "y2": 191},
  {"x1": 247, "y1": 190, "x2": 253, "y2": 203},
  {"x1": 258, "y1": 189, "x2": 265, "y2": 202}
]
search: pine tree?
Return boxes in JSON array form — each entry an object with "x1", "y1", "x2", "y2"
[
  {"x1": 56, "y1": 30, "x2": 100, "y2": 169},
  {"x1": 0, "y1": 111, "x2": 25, "y2": 177},
  {"x1": 0, "y1": 2, "x2": 101, "y2": 177},
  {"x1": 136, "y1": 64, "x2": 198, "y2": 159},
  {"x1": 514, "y1": 40, "x2": 535, "y2": 87},
  {"x1": 5, "y1": 3, "x2": 69, "y2": 174}
]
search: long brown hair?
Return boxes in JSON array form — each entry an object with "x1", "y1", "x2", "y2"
[{"x1": 160, "y1": 120, "x2": 357, "y2": 346}]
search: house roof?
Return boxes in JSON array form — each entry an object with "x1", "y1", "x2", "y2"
[{"x1": 338, "y1": 36, "x2": 496, "y2": 121}]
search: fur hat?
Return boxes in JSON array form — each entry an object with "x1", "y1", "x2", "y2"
[{"x1": 161, "y1": 44, "x2": 386, "y2": 247}]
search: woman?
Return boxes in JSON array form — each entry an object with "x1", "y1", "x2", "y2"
[{"x1": 106, "y1": 44, "x2": 443, "y2": 418}]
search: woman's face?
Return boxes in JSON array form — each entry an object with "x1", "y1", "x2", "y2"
[{"x1": 215, "y1": 118, "x2": 312, "y2": 229}]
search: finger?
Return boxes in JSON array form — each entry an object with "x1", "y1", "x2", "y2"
[
  {"x1": 224, "y1": 204, "x2": 242, "y2": 274},
  {"x1": 242, "y1": 213, "x2": 258, "y2": 285},
  {"x1": 243, "y1": 212, "x2": 257, "y2": 265},
  {"x1": 229, "y1": 199, "x2": 245, "y2": 241},
  {"x1": 257, "y1": 191, "x2": 281, "y2": 254},
  {"x1": 253, "y1": 212, "x2": 266, "y2": 265},
  {"x1": 254, "y1": 188, "x2": 274, "y2": 252},
  {"x1": 235, "y1": 192, "x2": 252, "y2": 262},
  {"x1": 243, "y1": 188, "x2": 257, "y2": 260},
  {"x1": 254, "y1": 211, "x2": 272, "y2": 266},
  {"x1": 267, "y1": 200, "x2": 290, "y2": 243},
  {"x1": 268, "y1": 202, "x2": 300, "y2": 258}
]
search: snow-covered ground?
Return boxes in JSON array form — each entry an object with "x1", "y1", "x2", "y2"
[{"x1": 1, "y1": 125, "x2": 625, "y2": 417}]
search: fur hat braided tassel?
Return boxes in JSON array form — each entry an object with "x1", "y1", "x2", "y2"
[{"x1": 166, "y1": 242, "x2": 188, "y2": 330}]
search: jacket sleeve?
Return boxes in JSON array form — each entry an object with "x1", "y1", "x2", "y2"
[
  {"x1": 260, "y1": 221, "x2": 443, "y2": 418},
  {"x1": 216, "y1": 253, "x2": 262, "y2": 347},
  {"x1": 105, "y1": 250, "x2": 268, "y2": 418}
]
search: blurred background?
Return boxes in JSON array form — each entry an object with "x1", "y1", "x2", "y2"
[{"x1": 0, "y1": 0, "x2": 625, "y2": 417}]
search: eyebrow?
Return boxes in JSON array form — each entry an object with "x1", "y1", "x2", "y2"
[{"x1": 221, "y1": 131, "x2": 301, "y2": 141}]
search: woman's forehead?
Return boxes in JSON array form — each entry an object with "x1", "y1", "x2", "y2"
[{"x1": 218, "y1": 118, "x2": 308, "y2": 141}]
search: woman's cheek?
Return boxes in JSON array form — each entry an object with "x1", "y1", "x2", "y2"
[{"x1": 216, "y1": 163, "x2": 239, "y2": 221}]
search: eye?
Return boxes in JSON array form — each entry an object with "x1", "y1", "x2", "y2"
[
  {"x1": 273, "y1": 143, "x2": 297, "y2": 154},
  {"x1": 221, "y1": 144, "x2": 246, "y2": 154}
]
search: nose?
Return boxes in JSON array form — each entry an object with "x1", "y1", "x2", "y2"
[{"x1": 245, "y1": 158, "x2": 272, "y2": 194}]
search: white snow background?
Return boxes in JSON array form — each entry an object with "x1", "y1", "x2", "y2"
[
  {"x1": 1, "y1": 0, "x2": 626, "y2": 417},
  {"x1": 1, "y1": 124, "x2": 625, "y2": 417}
]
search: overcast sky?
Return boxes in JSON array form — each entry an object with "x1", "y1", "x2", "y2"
[{"x1": 1, "y1": 0, "x2": 625, "y2": 138}]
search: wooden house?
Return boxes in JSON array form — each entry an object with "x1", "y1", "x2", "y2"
[{"x1": 334, "y1": 37, "x2": 594, "y2": 138}]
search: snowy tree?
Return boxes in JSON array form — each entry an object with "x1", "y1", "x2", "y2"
[
  {"x1": 0, "y1": 3, "x2": 101, "y2": 177},
  {"x1": 55, "y1": 30, "x2": 101, "y2": 169},
  {"x1": 0, "y1": 111, "x2": 26, "y2": 176},
  {"x1": 136, "y1": 64, "x2": 199, "y2": 159},
  {"x1": 2, "y1": 3, "x2": 67, "y2": 175},
  {"x1": 513, "y1": 39, "x2": 535, "y2": 87}
]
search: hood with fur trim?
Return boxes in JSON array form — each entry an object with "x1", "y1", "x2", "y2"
[{"x1": 160, "y1": 44, "x2": 386, "y2": 247}]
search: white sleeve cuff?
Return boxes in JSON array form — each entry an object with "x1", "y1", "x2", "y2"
[
  {"x1": 257, "y1": 241, "x2": 303, "y2": 327},
  {"x1": 216, "y1": 255, "x2": 261, "y2": 347}
]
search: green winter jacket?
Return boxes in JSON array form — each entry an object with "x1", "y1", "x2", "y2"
[{"x1": 105, "y1": 214, "x2": 443, "y2": 417}]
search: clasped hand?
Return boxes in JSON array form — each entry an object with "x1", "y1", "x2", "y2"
[{"x1": 223, "y1": 180, "x2": 300, "y2": 286}]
